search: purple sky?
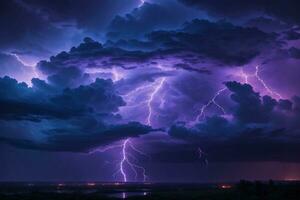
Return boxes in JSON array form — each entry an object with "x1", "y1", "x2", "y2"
[{"x1": 1, "y1": 0, "x2": 300, "y2": 182}]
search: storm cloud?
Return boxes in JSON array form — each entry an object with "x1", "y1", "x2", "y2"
[{"x1": 167, "y1": 81, "x2": 300, "y2": 162}]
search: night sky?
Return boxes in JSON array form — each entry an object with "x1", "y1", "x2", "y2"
[{"x1": 1, "y1": 0, "x2": 300, "y2": 182}]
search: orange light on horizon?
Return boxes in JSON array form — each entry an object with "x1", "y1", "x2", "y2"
[
  {"x1": 284, "y1": 178, "x2": 299, "y2": 181},
  {"x1": 220, "y1": 184, "x2": 232, "y2": 189}
]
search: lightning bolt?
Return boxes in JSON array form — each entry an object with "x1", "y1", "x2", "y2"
[
  {"x1": 8, "y1": 53, "x2": 35, "y2": 67},
  {"x1": 192, "y1": 64, "x2": 283, "y2": 164},
  {"x1": 194, "y1": 87, "x2": 227, "y2": 122},
  {"x1": 91, "y1": 66, "x2": 167, "y2": 187},
  {"x1": 117, "y1": 77, "x2": 166, "y2": 183},
  {"x1": 254, "y1": 65, "x2": 283, "y2": 99},
  {"x1": 146, "y1": 77, "x2": 166, "y2": 125},
  {"x1": 118, "y1": 139, "x2": 147, "y2": 182},
  {"x1": 121, "y1": 82, "x2": 156, "y2": 105},
  {"x1": 198, "y1": 148, "x2": 208, "y2": 165},
  {"x1": 240, "y1": 67, "x2": 250, "y2": 84},
  {"x1": 91, "y1": 139, "x2": 148, "y2": 184},
  {"x1": 8, "y1": 53, "x2": 39, "y2": 80},
  {"x1": 238, "y1": 65, "x2": 283, "y2": 99},
  {"x1": 89, "y1": 143, "x2": 123, "y2": 153}
]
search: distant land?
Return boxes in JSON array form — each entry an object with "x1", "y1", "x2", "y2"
[{"x1": 0, "y1": 180, "x2": 299, "y2": 199}]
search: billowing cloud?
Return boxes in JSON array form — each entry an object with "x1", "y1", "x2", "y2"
[
  {"x1": 145, "y1": 19, "x2": 277, "y2": 65},
  {"x1": 107, "y1": 2, "x2": 199, "y2": 40},
  {"x1": 166, "y1": 81, "x2": 300, "y2": 162},
  {"x1": 0, "y1": 76, "x2": 156, "y2": 152},
  {"x1": 179, "y1": 0, "x2": 300, "y2": 25}
]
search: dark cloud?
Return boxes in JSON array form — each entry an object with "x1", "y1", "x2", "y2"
[
  {"x1": 37, "y1": 37, "x2": 154, "y2": 82},
  {"x1": 0, "y1": 76, "x2": 124, "y2": 121},
  {"x1": 0, "y1": 0, "x2": 141, "y2": 63},
  {"x1": 107, "y1": 2, "x2": 199, "y2": 40},
  {"x1": 244, "y1": 17, "x2": 290, "y2": 33},
  {"x1": 46, "y1": 19, "x2": 278, "y2": 77},
  {"x1": 151, "y1": 135, "x2": 300, "y2": 163},
  {"x1": 166, "y1": 118, "x2": 300, "y2": 163},
  {"x1": 179, "y1": 0, "x2": 300, "y2": 25},
  {"x1": 0, "y1": 76, "x2": 156, "y2": 152},
  {"x1": 288, "y1": 47, "x2": 300, "y2": 59},
  {"x1": 0, "y1": 122, "x2": 153, "y2": 152},
  {"x1": 146, "y1": 19, "x2": 277, "y2": 65},
  {"x1": 283, "y1": 30, "x2": 300, "y2": 40},
  {"x1": 0, "y1": 0, "x2": 66, "y2": 58},
  {"x1": 226, "y1": 81, "x2": 277, "y2": 123},
  {"x1": 19, "y1": 0, "x2": 139, "y2": 31},
  {"x1": 174, "y1": 63, "x2": 211, "y2": 74},
  {"x1": 37, "y1": 17, "x2": 280, "y2": 90}
]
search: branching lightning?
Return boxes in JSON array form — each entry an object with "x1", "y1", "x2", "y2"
[
  {"x1": 239, "y1": 65, "x2": 283, "y2": 99},
  {"x1": 115, "y1": 66, "x2": 167, "y2": 185},
  {"x1": 254, "y1": 65, "x2": 283, "y2": 99},
  {"x1": 84, "y1": 61, "x2": 285, "y2": 199},
  {"x1": 192, "y1": 64, "x2": 283, "y2": 165},
  {"x1": 87, "y1": 67, "x2": 150, "y2": 185},
  {"x1": 118, "y1": 139, "x2": 147, "y2": 182},
  {"x1": 117, "y1": 76, "x2": 166, "y2": 183},
  {"x1": 92, "y1": 139, "x2": 148, "y2": 183},
  {"x1": 146, "y1": 77, "x2": 166, "y2": 125},
  {"x1": 194, "y1": 87, "x2": 227, "y2": 122}
]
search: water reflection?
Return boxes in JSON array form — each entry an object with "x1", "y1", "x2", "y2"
[{"x1": 108, "y1": 191, "x2": 149, "y2": 199}]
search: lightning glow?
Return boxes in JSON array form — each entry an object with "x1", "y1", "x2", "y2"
[
  {"x1": 138, "y1": 0, "x2": 145, "y2": 7},
  {"x1": 84, "y1": 67, "x2": 124, "y2": 82},
  {"x1": 240, "y1": 67, "x2": 250, "y2": 84},
  {"x1": 8, "y1": 52, "x2": 39, "y2": 81}
]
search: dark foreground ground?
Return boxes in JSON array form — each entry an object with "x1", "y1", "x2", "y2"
[{"x1": 0, "y1": 180, "x2": 299, "y2": 200}]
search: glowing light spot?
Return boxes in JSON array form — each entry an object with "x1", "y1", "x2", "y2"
[
  {"x1": 87, "y1": 182, "x2": 96, "y2": 186},
  {"x1": 220, "y1": 184, "x2": 232, "y2": 189}
]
